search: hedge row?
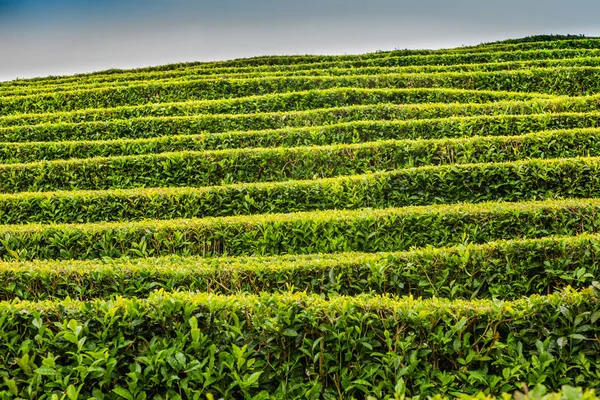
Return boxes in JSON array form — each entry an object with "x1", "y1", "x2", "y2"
[
  {"x1": 3, "y1": 155, "x2": 600, "y2": 224},
  {"x1": 6, "y1": 55, "x2": 600, "y2": 99},
  {"x1": 3, "y1": 114, "x2": 600, "y2": 162},
  {"x1": 0, "y1": 87, "x2": 550, "y2": 129},
  {"x1": 0, "y1": 62, "x2": 554, "y2": 98},
  {"x1": 4, "y1": 68, "x2": 582, "y2": 115},
  {"x1": 0, "y1": 287, "x2": 597, "y2": 397},
  {"x1": 2, "y1": 89, "x2": 530, "y2": 121},
  {"x1": 3, "y1": 89, "x2": 599, "y2": 140},
  {"x1": 3, "y1": 47, "x2": 599, "y2": 92},
  {"x1": 2, "y1": 197, "x2": 600, "y2": 259},
  {"x1": 3, "y1": 128, "x2": 600, "y2": 192},
  {"x1": 0, "y1": 63, "x2": 541, "y2": 99},
  {"x1": 0, "y1": 67, "x2": 584, "y2": 118},
  {"x1": 2, "y1": 232, "x2": 600, "y2": 301}
]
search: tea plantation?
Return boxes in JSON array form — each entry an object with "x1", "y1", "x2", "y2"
[{"x1": 1, "y1": 35, "x2": 600, "y2": 399}]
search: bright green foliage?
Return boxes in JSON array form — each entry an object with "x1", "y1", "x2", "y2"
[
  {"x1": 0, "y1": 288, "x2": 598, "y2": 397},
  {"x1": 0, "y1": 88, "x2": 559, "y2": 129},
  {"x1": 4, "y1": 92, "x2": 600, "y2": 131},
  {"x1": 0, "y1": 232, "x2": 599, "y2": 301},
  {"x1": 433, "y1": 385, "x2": 598, "y2": 400},
  {"x1": 4, "y1": 67, "x2": 600, "y2": 115},
  {"x1": 6, "y1": 56, "x2": 600, "y2": 99},
  {"x1": 4, "y1": 127, "x2": 600, "y2": 192},
  {"x1": 1, "y1": 36, "x2": 600, "y2": 398},
  {"x1": 1, "y1": 198, "x2": 600, "y2": 260},
  {"x1": 1, "y1": 156, "x2": 600, "y2": 224},
  {"x1": 1, "y1": 114, "x2": 600, "y2": 162}
]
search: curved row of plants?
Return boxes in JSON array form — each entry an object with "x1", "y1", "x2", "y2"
[
  {"x1": 6, "y1": 91, "x2": 600, "y2": 137},
  {"x1": 10, "y1": 68, "x2": 595, "y2": 115},
  {"x1": 1, "y1": 114, "x2": 600, "y2": 161},
  {"x1": 0, "y1": 87, "x2": 551, "y2": 128},
  {"x1": 0, "y1": 232, "x2": 598, "y2": 301},
  {"x1": 5, "y1": 55, "x2": 600, "y2": 98},
  {"x1": 1, "y1": 128, "x2": 600, "y2": 192},
  {"x1": 2, "y1": 37, "x2": 600, "y2": 398},
  {"x1": 2, "y1": 197, "x2": 600, "y2": 259},
  {"x1": 0, "y1": 155, "x2": 598, "y2": 223}
]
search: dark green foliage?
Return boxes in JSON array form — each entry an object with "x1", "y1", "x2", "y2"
[
  {"x1": 2, "y1": 37, "x2": 600, "y2": 398},
  {"x1": 481, "y1": 34, "x2": 590, "y2": 45},
  {"x1": 0, "y1": 288, "x2": 597, "y2": 398},
  {"x1": 3, "y1": 91, "x2": 599, "y2": 131},
  {"x1": 0, "y1": 88, "x2": 551, "y2": 129}
]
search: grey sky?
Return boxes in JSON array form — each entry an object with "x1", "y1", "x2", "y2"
[{"x1": 1, "y1": 0, "x2": 599, "y2": 82}]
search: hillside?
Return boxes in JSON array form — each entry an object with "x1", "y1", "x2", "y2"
[{"x1": 0, "y1": 36, "x2": 600, "y2": 399}]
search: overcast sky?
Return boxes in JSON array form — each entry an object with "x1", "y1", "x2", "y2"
[{"x1": 1, "y1": 0, "x2": 599, "y2": 82}]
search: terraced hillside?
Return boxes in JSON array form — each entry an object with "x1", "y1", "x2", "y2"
[{"x1": 1, "y1": 35, "x2": 600, "y2": 399}]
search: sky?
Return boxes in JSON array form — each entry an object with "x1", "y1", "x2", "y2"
[{"x1": 1, "y1": 0, "x2": 599, "y2": 82}]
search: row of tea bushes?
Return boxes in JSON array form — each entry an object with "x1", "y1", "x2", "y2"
[
  {"x1": 3, "y1": 198, "x2": 600, "y2": 260},
  {"x1": 0, "y1": 287, "x2": 597, "y2": 398},
  {"x1": 0, "y1": 232, "x2": 599, "y2": 301}
]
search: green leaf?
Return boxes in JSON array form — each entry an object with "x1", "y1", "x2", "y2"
[
  {"x1": 242, "y1": 371, "x2": 262, "y2": 388},
  {"x1": 175, "y1": 352, "x2": 187, "y2": 368},
  {"x1": 35, "y1": 367, "x2": 56, "y2": 376},
  {"x1": 352, "y1": 379, "x2": 372, "y2": 387},
  {"x1": 283, "y1": 328, "x2": 298, "y2": 337},
  {"x1": 394, "y1": 377, "x2": 406, "y2": 395},
  {"x1": 32, "y1": 316, "x2": 43, "y2": 330},
  {"x1": 66, "y1": 384, "x2": 80, "y2": 400},
  {"x1": 112, "y1": 387, "x2": 134, "y2": 400},
  {"x1": 4, "y1": 378, "x2": 17, "y2": 395},
  {"x1": 529, "y1": 384, "x2": 547, "y2": 397}
]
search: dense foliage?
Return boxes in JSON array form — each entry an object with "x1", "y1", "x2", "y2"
[{"x1": 0, "y1": 36, "x2": 600, "y2": 398}]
